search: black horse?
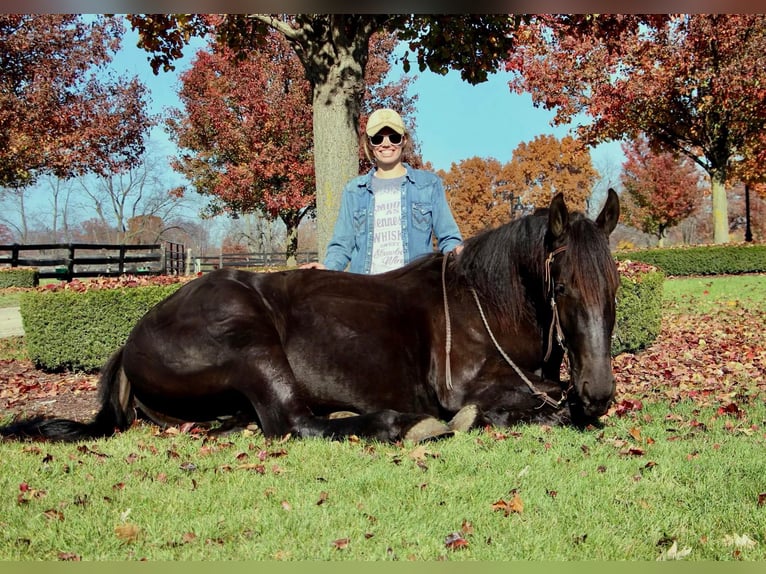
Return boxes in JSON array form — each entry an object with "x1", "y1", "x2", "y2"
[{"x1": 1, "y1": 190, "x2": 620, "y2": 443}]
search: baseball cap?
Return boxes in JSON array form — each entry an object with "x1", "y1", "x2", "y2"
[{"x1": 365, "y1": 108, "x2": 406, "y2": 136}]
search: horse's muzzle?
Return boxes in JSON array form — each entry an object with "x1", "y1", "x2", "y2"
[{"x1": 572, "y1": 376, "x2": 616, "y2": 421}]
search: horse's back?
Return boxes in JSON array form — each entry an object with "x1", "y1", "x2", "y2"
[{"x1": 121, "y1": 265, "x2": 444, "y2": 419}]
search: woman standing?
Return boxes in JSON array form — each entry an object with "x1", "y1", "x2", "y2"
[{"x1": 304, "y1": 108, "x2": 462, "y2": 273}]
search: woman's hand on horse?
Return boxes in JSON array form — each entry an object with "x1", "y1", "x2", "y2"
[{"x1": 300, "y1": 261, "x2": 327, "y2": 270}]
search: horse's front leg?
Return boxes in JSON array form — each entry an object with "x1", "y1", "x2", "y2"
[{"x1": 458, "y1": 371, "x2": 571, "y2": 429}]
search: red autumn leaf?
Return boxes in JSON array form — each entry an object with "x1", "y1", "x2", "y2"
[
  {"x1": 445, "y1": 532, "x2": 470, "y2": 550},
  {"x1": 613, "y1": 399, "x2": 643, "y2": 417},
  {"x1": 717, "y1": 403, "x2": 743, "y2": 417},
  {"x1": 331, "y1": 538, "x2": 350, "y2": 550}
]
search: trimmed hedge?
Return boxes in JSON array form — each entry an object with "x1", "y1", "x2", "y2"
[
  {"x1": 612, "y1": 260, "x2": 665, "y2": 356},
  {"x1": 615, "y1": 243, "x2": 766, "y2": 276},
  {"x1": 20, "y1": 281, "x2": 184, "y2": 372},
  {"x1": 0, "y1": 267, "x2": 38, "y2": 288}
]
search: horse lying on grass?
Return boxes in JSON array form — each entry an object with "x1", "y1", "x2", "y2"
[{"x1": 1, "y1": 190, "x2": 620, "y2": 443}]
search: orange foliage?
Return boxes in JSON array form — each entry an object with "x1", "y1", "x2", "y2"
[
  {"x1": 438, "y1": 157, "x2": 512, "y2": 238},
  {"x1": 500, "y1": 135, "x2": 597, "y2": 212}
]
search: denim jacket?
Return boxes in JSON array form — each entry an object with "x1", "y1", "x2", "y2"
[{"x1": 324, "y1": 164, "x2": 463, "y2": 273}]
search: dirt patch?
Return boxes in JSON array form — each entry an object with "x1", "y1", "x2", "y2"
[{"x1": 0, "y1": 360, "x2": 100, "y2": 423}]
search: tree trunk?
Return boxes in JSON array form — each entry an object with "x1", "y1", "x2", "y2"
[
  {"x1": 711, "y1": 169, "x2": 730, "y2": 244},
  {"x1": 312, "y1": 81, "x2": 360, "y2": 260},
  {"x1": 280, "y1": 16, "x2": 382, "y2": 260}
]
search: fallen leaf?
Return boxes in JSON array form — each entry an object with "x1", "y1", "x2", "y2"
[
  {"x1": 657, "y1": 541, "x2": 692, "y2": 561},
  {"x1": 57, "y1": 552, "x2": 81, "y2": 561},
  {"x1": 491, "y1": 491, "x2": 524, "y2": 516},
  {"x1": 331, "y1": 538, "x2": 350, "y2": 550},
  {"x1": 237, "y1": 463, "x2": 266, "y2": 474},
  {"x1": 444, "y1": 532, "x2": 469, "y2": 550},
  {"x1": 43, "y1": 509, "x2": 64, "y2": 521},
  {"x1": 115, "y1": 522, "x2": 141, "y2": 543},
  {"x1": 723, "y1": 534, "x2": 757, "y2": 548}
]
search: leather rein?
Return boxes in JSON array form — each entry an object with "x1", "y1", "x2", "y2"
[{"x1": 441, "y1": 246, "x2": 570, "y2": 409}]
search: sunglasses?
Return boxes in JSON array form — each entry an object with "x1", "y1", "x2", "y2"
[{"x1": 369, "y1": 132, "x2": 403, "y2": 146}]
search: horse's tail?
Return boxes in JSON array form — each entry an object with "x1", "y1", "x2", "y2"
[{"x1": 0, "y1": 348, "x2": 135, "y2": 442}]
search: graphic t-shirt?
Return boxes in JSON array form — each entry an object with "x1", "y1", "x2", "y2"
[{"x1": 369, "y1": 175, "x2": 405, "y2": 274}]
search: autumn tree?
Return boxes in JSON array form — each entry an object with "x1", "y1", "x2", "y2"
[
  {"x1": 438, "y1": 157, "x2": 512, "y2": 238},
  {"x1": 0, "y1": 15, "x2": 153, "y2": 189},
  {"x1": 167, "y1": 28, "x2": 417, "y2": 264},
  {"x1": 620, "y1": 135, "x2": 705, "y2": 246},
  {"x1": 501, "y1": 134, "x2": 597, "y2": 213},
  {"x1": 128, "y1": 14, "x2": 526, "y2": 258},
  {"x1": 166, "y1": 30, "x2": 314, "y2": 265},
  {"x1": 505, "y1": 14, "x2": 766, "y2": 244}
]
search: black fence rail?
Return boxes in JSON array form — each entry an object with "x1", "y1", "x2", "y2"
[
  {"x1": 192, "y1": 251, "x2": 318, "y2": 273},
  {"x1": 0, "y1": 242, "x2": 185, "y2": 280}
]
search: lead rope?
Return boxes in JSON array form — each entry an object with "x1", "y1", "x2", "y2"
[
  {"x1": 442, "y1": 252, "x2": 454, "y2": 390},
  {"x1": 469, "y1": 288, "x2": 563, "y2": 409}
]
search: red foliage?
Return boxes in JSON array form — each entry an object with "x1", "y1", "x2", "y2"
[
  {"x1": 0, "y1": 15, "x2": 153, "y2": 187},
  {"x1": 620, "y1": 136, "x2": 705, "y2": 241}
]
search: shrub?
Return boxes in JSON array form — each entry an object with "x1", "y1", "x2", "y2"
[
  {"x1": 612, "y1": 260, "x2": 664, "y2": 355},
  {"x1": 615, "y1": 243, "x2": 766, "y2": 276},
  {"x1": 20, "y1": 276, "x2": 188, "y2": 372},
  {"x1": 0, "y1": 267, "x2": 38, "y2": 288}
]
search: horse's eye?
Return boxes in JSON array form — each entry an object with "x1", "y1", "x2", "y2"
[{"x1": 554, "y1": 283, "x2": 566, "y2": 296}]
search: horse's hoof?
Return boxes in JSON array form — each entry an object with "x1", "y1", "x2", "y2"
[
  {"x1": 448, "y1": 404, "x2": 479, "y2": 432},
  {"x1": 328, "y1": 411, "x2": 359, "y2": 419},
  {"x1": 404, "y1": 417, "x2": 453, "y2": 443}
]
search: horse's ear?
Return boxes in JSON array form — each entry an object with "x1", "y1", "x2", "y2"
[
  {"x1": 596, "y1": 188, "x2": 620, "y2": 236},
  {"x1": 548, "y1": 192, "x2": 569, "y2": 240}
]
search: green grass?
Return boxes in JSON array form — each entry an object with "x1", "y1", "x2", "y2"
[
  {"x1": 662, "y1": 273, "x2": 766, "y2": 314},
  {"x1": 0, "y1": 398, "x2": 764, "y2": 561},
  {"x1": 0, "y1": 290, "x2": 21, "y2": 308}
]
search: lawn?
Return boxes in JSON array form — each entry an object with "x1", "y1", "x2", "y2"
[{"x1": 0, "y1": 273, "x2": 764, "y2": 560}]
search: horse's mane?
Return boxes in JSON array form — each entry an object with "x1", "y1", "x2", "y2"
[
  {"x1": 454, "y1": 209, "x2": 619, "y2": 333},
  {"x1": 454, "y1": 214, "x2": 547, "y2": 332}
]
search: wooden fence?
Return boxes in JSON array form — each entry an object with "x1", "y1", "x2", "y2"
[
  {"x1": 192, "y1": 250, "x2": 318, "y2": 273},
  {"x1": 0, "y1": 242, "x2": 185, "y2": 280}
]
